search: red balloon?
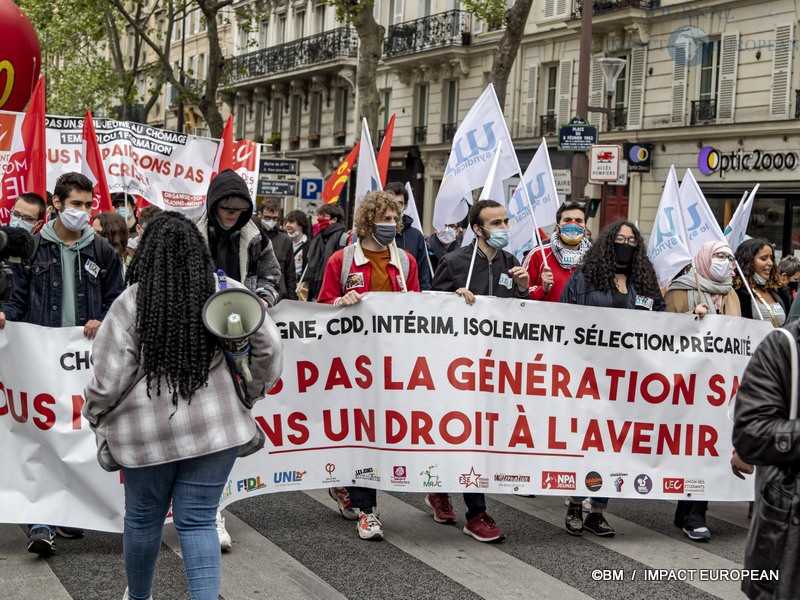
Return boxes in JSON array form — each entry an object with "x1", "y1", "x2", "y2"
[{"x1": 0, "y1": 0, "x2": 42, "y2": 111}]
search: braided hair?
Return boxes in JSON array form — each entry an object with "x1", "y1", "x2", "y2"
[
  {"x1": 581, "y1": 220, "x2": 661, "y2": 298},
  {"x1": 126, "y1": 211, "x2": 217, "y2": 405}
]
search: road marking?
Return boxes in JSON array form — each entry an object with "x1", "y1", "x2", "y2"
[{"x1": 0, "y1": 524, "x2": 72, "y2": 600}]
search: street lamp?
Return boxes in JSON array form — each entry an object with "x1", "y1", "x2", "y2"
[{"x1": 597, "y1": 57, "x2": 627, "y2": 120}]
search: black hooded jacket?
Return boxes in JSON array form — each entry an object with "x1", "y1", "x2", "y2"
[{"x1": 395, "y1": 214, "x2": 431, "y2": 290}]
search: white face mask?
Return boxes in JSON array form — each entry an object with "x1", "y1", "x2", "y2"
[
  {"x1": 709, "y1": 258, "x2": 733, "y2": 282},
  {"x1": 60, "y1": 207, "x2": 91, "y2": 232},
  {"x1": 261, "y1": 219, "x2": 277, "y2": 231},
  {"x1": 436, "y1": 227, "x2": 456, "y2": 245},
  {"x1": 287, "y1": 228, "x2": 301, "y2": 239}
]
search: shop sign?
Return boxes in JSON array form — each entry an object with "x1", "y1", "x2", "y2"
[{"x1": 697, "y1": 146, "x2": 798, "y2": 178}]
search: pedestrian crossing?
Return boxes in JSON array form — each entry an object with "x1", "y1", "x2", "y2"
[{"x1": 0, "y1": 492, "x2": 751, "y2": 599}]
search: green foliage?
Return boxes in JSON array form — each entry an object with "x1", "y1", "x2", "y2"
[
  {"x1": 463, "y1": 0, "x2": 507, "y2": 27},
  {"x1": 322, "y1": 0, "x2": 373, "y2": 25}
]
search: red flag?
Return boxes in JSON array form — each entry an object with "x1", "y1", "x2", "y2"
[
  {"x1": 211, "y1": 115, "x2": 234, "y2": 179},
  {"x1": 0, "y1": 76, "x2": 47, "y2": 222},
  {"x1": 81, "y1": 110, "x2": 112, "y2": 216},
  {"x1": 376, "y1": 113, "x2": 395, "y2": 186},
  {"x1": 322, "y1": 143, "x2": 360, "y2": 204}
]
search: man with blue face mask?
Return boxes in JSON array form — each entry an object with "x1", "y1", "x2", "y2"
[
  {"x1": 429, "y1": 199, "x2": 529, "y2": 543},
  {"x1": 111, "y1": 192, "x2": 138, "y2": 235},
  {"x1": 9, "y1": 192, "x2": 45, "y2": 234},
  {"x1": 0, "y1": 172, "x2": 124, "y2": 557}
]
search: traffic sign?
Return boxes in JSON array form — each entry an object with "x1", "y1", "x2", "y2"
[
  {"x1": 300, "y1": 178, "x2": 324, "y2": 201},
  {"x1": 558, "y1": 117, "x2": 597, "y2": 151},
  {"x1": 257, "y1": 177, "x2": 297, "y2": 196},
  {"x1": 589, "y1": 145, "x2": 621, "y2": 182},
  {"x1": 259, "y1": 158, "x2": 298, "y2": 175}
]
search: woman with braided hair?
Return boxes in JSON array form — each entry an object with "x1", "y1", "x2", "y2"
[{"x1": 83, "y1": 211, "x2": 282, "y2": 600}]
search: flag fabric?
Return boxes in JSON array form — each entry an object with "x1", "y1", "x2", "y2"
[
  {"x1": 647, "y1": 165, "x2": 693, "y2": 289},
  {"x1": 507, "y1": 138, "x2": 561, "y2": 260},
  {"x1": 211, "y1": 115, "x2": 234, "y2": 179},
  {"x1": 478, "y1": 140, "x2": 505, "y2": 202},
  {"x1": 404, "y1": 182, "x2": 423, "y2": 234},
  {"x1": 322, "y1": 142, "x2": 360, "y2": 204},
  {"x1": 354, "y1": 118, "x2": 381, "y2": 210},
  {"x1": 81, "y1": 110, "x2": 112, "y2": 216},
  {"x1": 376, "y1": 114, "x2": 395, "y2": 186},
  {"x1": 724, "y1": 184, "x2": 759, "y2": 252},
  {"x1": 0, "y1": 76, "x2": 46, "y2": 221},
  {"x1": 433, "y1": 84, "x2": 520, "y2": 230},
  {"x1": 678, "y1": 169, "x2": 726, "y2": 256}
]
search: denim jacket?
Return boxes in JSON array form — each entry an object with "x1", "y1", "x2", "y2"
[{"x1": 0, "y1": 233, "x2": 124, "y2": 327}]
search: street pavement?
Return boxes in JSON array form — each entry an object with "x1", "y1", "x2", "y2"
[{"x1": 0, "y1": 492, "x2": 753, "y2": 599}]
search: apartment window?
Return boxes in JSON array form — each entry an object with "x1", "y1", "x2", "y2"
[
  {"x1": 444, "y1": 80, "x2": 458, "y2": 123},
  {"x1": 415, "y1": 84, "x2": 428, "y2": 144},
  {"x1": 278, "y1": 14, "x2": 287, "y2": 44},
  {"x1": 192, "y1": 9, "x2": 200, "y2": 34},
  {"x1": 310, "y1": 92, "x2": 323, "y2": 134},
  {"x1": 289, "y1": 95, "x2": 302, "y2": 149},
  {"x1": 172, "y1": 15, "x2": 183, "y2": 41},
  {"x1": 614, "y1": 62, "x2": 627, "y2": 109},
  {"x1": 699, "y1": 40, "x2": 721, "y2": 102},
  {"x1": 382, "y1": 90, "x2": 392, "y2": 129},
  {"x1": 189, "y1": 55, "x2": 198, "y2": 80},
  {"x1": 336, "y1": 88, "x2": 349, "y2": 134},
  {"x1": 272, "y1": 98, "x2": 283, "y2": 136},
  {"x1": 546, "y1": 65, "x2": 558, "y2": 114},
  {"x1": 422, "y1": 0, "x2": 432, "y2": 17},
  {"x1": 389, "y1": 0, "x2": 404, "y2": 25},
  {"x1": 237, "y1": 24, "x2": 249, "y2": 53},
  {"x1": 315, "y1": 3, "x2": 325, "y2": 33},
  {"x1": 295, "y1": 10, "x2": 305, "y2": 39},
  {"x1": 255, "y1": 99, "x2": 265, "y2": 139},
  {"x1": 259, "y1": 19, "x2": 269, "y2": 47},
  {"x1": 236, "y1": 103, "x2": 247, "y2": 139}
]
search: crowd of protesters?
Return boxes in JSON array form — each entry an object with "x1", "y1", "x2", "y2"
[{"x1": 3, "y1": 169, "x2": 798, "y2": 600}]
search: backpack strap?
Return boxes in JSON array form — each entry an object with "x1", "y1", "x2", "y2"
[
  {"x1": 396, "y1": 248, "x2": 410, "y2": 288},
  {"x1": 338, "y1": 231, "x2": 350, "y2": 249},
  {"x1": 92, "y1": 235, "x2": 109, "y2": 280},
  {"x1": 339, "y1": 245, "x2": 357, "y2": 294}
]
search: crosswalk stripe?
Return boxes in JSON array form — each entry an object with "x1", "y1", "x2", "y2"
[
  {"x1": 704, "y1": 500, "x2": 752, "y2": 530},
  {"x1": 304, "y1": 489, "x2": 594, "y2": 600},
  {"x1": 0, "y1": 525, "x2": 72, "y2": 600},
  {"x1": 492, "y1": 495, "x2": 745, "y2": 600},
  {"x1": 160, "y1": 512, "x2": 348, "y2": 600}
]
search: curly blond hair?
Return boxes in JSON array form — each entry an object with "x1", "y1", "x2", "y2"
[{"x1": 354, "y1": 191, "x2": 400, "y2": 239}]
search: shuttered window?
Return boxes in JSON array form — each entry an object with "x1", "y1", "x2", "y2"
[{"x1": 770, "y1": 24, "x2": 794, "y2": 119}]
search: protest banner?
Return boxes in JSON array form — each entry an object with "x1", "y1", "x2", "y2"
[{"x1": 0, "y1": 294, "x2": 770, "y2": 532}]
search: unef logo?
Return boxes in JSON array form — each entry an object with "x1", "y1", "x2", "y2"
[
  {"x1": 663, "y1": 478, "x2": 685, "y2": 493},
  {"x1": 237, "y1": 476, "x2": 267, "y2": 492},
  {"x1": 443, "y1": 123, "x2": 497, "y2": 178}
]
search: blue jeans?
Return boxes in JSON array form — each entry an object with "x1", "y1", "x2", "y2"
[{"x1": 121, "y1": 447, "x2": 239, "y2": 600}]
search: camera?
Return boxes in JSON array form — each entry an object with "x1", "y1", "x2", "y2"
[{"x1": 0, "y1": 226, "x2": 35, "y2": 302}]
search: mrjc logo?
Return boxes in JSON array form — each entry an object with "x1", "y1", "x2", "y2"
[{"x1": 668, "y1": 25, "x2": 709, "y2": 67}]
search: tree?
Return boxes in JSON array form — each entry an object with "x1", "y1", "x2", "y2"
[
  {"x1": 107, "y1": 0, "x2": 234, "y2": 137},
  {"x1": 466, "y1": 0, "x2": 535, "y2": 112},
  {"x1": 325, "y1": 0, "x2": 384, "y2": 140}
]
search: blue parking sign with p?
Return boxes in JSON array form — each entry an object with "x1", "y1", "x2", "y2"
[{"x1": 301, "y1": 178, "x2": 324, "y2": 201}]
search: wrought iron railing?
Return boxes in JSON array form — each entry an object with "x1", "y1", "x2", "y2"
[
  {"x1": 413, "y1": 126, "x2": 427, "y2": 145},
  {"x1": 608, "y1": 107, "x2": 627, "y2": 130},
  {"x1": 572, "y1": 0, "x2": 660, "y2": 18},
  {"x1": 384, "y1": 10, "x2": 471, "y2": 57},
  {"x1": 442, "y1": 122, "x2": 458, "y2": 143},
  {"x1": 540, "y1": 114, "x2": 558, "y2": 136},
  {"x1": 227, "y1": 27, "x2": 358, "y2": 82},
  {"x1": 691, "y1": 99, "x2": 717, "y2": 125}
]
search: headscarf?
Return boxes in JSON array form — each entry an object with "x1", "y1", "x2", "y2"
[{"x1": 691, "y1": 240, "x2": 734, "y2": 312}]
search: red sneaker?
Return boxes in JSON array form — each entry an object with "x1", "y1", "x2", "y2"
[
  {"x1": 425, "y1": 493, "x2": 457, "y2": 524},
  {"x1": 463, "y1": 512, "x2": 506, "y2": 543}
]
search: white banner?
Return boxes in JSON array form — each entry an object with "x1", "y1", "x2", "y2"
[{"x1": 0, "y1": 294, "x2": 771, "y2": 532}]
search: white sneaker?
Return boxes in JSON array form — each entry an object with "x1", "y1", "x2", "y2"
[
  {"x1": 123, "y1": 588, "x2": 152, "y2": 600},
  {"x1": 216, "y1": 512, "x2": 232, "y2": 551},
  {"x1": 357, "y1": 511, "x2": 384, "y2": 541}
]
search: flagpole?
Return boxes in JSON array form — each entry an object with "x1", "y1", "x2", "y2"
[
  {"x1": 734, "y1": 261, "x2": 765, "y2": 321},
  {"x1": 464, "y1": 239, "x2": 479, "y2": 291}
]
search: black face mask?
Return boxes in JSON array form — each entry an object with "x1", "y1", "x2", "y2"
[{"x1": 614, "y1": 243, "x2": 635, "y2": 265}]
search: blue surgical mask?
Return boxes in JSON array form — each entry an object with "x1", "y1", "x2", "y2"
[
  {"x1": 9, "y1": 216, "x2": 35, "y2": 233},
  {"x1": 115, "y1": 207, "x2": 132, "y2": 219},
  {"x1": 754, "y1": 273, "x2": 767, "y2": 286},
  {"x1": 483, "y1": 228, "x2": 510, "y2": 250},
  {"x1": 559, "y1": 223, "x2": 585, "y2": 244}
]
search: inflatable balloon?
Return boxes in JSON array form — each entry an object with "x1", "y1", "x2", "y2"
[{"x1": 0, "y1": 0, "x2": 42, "y2": 111}]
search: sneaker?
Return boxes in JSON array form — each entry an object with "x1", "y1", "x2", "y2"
[
  {"x1": 216, "y1": 512, "x2": 232, "y2": 551},
  {"x1": 122, "y1": 588, "x2": 152, "y2": 600},
  {"x1": 27, "y1": 527, "x2": 56, "y2": 556},
  {"x1": 425, "y1": 493, "x2": 457, "y2": 524},
  {"x1": 565, "y1": 503, "x2": 584, "y2": 536},
  {"x1": 463, "y1": 512, "x2": 506, "y2": 543},
  {"x1": 582, "y1": 498, "x2": 592, "y2": 512},
  {"x1": 55, "y1": 526, "x2": 84, "y2": 539},
  {"x1": 329, "y1": 487, "x2": 359, "y2": 521},
  {"x1": 357, "y1": 512, "x2": 384, "y2": 541},
  {"x1": 683, "y1": 526, "x2": 711, "y2": 541},
  {"x1": 583, "y1": 512, "x2": 616, "y2": 537}
]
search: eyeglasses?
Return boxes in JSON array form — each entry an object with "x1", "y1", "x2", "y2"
[
  {"x1": 11, "y1": 211, "x2": 39, "y2": 224},
  {"x1": 218, "y1": 206, "x2": 249, "y2": 213},
  {"x1": 712, "y1": 252, "x2": 735, "y2": 262},
  {"x1": 614, "y1": 235, "x2": 638, "y2": 247}
]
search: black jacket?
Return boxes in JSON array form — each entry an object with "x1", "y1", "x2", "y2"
[
  {"x1": 735, "y1": 285, "x2": 791, "y2": 321},
  {"x1": 733, "y1": 322, "x2": 800, "y2": 599},
  {"x1": 305, "y1": 223, "x2": 347, "y2": 301},
  {"x1": 426, "y1": 232, "x2": 461, "y2": 275},
  {"x1": 560, "y1": 268, "x2": 666, "y2": 311},
  {"x1": 432, "y1": 241, "x2": 529, "y2": 299},
  {"x1": 395, "y1": 214, "x2": 431, "y2": 290},
  {"x1": 261, "y1": 225, "x2": 298, "y2": 301}
]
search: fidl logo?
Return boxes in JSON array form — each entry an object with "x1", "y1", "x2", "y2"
[
  {"x1": 274, "y1": 470, "x2": 307, "y2": 484},
  {"x1": 237, "y1": 476, "x2": 267, "y2": 492}
]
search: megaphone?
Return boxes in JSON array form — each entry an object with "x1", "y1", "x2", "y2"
[{"x1": 203, "y1": 287, "x2": 266, "y2": 385}]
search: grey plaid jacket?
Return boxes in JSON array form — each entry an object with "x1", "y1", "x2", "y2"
[{"x1": 83, "y1": 283, "x2": 283, "y2": 470}]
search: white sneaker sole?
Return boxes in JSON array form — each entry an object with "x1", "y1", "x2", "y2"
[
  {"x1": 424, "y1": 496, "x2": 456, "y2": 524},
  {"x1": 462, "y1": 526, "x2": 505, "y2": 543}
]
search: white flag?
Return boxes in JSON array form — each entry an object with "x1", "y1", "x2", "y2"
[
  {"x1": 647, "y1": 165, "x2": 693, "y2": 289},
  {"x1": 478, "y1": 140, "x2": 505, "y2": 202},
  {"x1": 354, "y1": 118, "x2": 381, "y2": 210},
  {"x1": 433, "y1": 84, "x2": 519, "y2": 229},
  {"x1": 404, "y1": 182, "x2": 424, "y2": 234},
  {"x1": 724, "y1": 184, "x2": 758, "y2": 252},
  {"x1": 508, "y1": 138, "x2": 561, "y2": 260},
  {"x1": 679, "y1": 169, "x2": 726, "y2": 256}
]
